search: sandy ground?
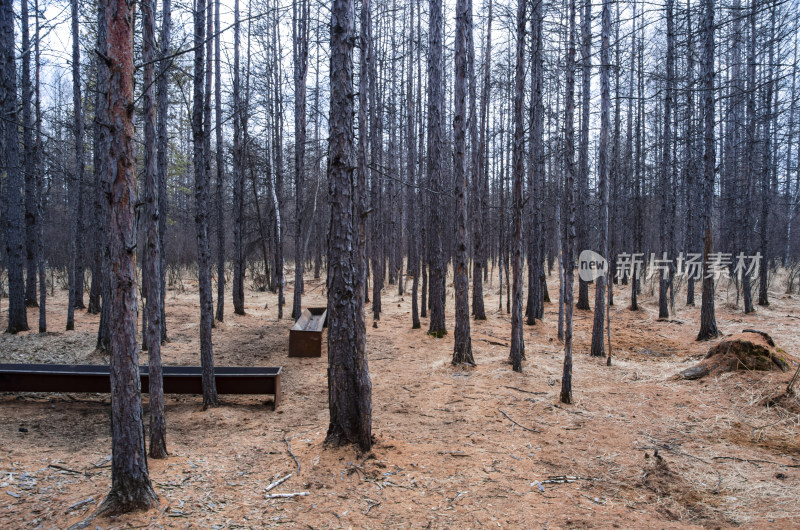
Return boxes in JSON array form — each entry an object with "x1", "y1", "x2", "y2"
[{"x1": 1, "y1": 266, "x2": 799, "y2": 529}]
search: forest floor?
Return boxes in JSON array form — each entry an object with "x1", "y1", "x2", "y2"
[{"x1": 1, "y1": 267, "x2": 800, "y2": 529}]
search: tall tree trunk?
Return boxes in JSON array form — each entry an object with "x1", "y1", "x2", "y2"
[
  {"x1": 576, "y1": 0, "x2": 591, "y2": 311},
  {"x1": 156, "y1": 0, "x2": 171, "y2": 343},
  {"x1": 214, "y1": 0, "x2": 225, "y2": 322},
  {"x1": 95, "y1": 0, "x2": 112, "y2": 352},
  {"x1": 97, "y1": 0, "x2": 158, "y2": 512},
  {"x1": 527, "y1": 0, "x2": 544, "y2": 325},
  {"x1": 758, "y1": 1, "x2": 776, "y2": 307},
  {"x1": 685, "y1": 0, "x2": 697, "y2": 306},
  {"x1": 272, "y1": 0, "x2": 285, "y2": 317},
  {"x1": 193, "y1": 0, "x2": 218, "y2": 407},
  {"x1": 472, "y1": 0, "x2": 491, "y2": 321},
  {"x1": 452, "y1": 0, "x2": 474, "y2": 365},
  {"x1": 232, "y1": 0, "x2": 245, "y2": 315},
  {"x1": 657, "y1": 0, "x2": 674, "y2": 321},
  {"x1": 326, "y1": 0, "x2": 372, "y2": 450},
  {"x1": 142, "y1": 0, "x2": 166, "y2": 459},
  {"x1": 291, "y1": 0, "x2": 310, "y2": 320},
  {"x1": 406, "y1": 0, "x2": 420, "y2": 329},
  {"x1": 591, "y1": 0, "x2": 611, "y2": 357},
  {"x1": 509, "y1": 0, "x2": 525, "y2": 372},
  {"x1": 427, "y1": 0, "x2": 446, "y2": 337},
  {"x1": 1, "y1": 0, "x2": 28, "y2": 333},
  {"x1": 369, "y1": 8, "x2": 382, "y2": 326},
  {"x1": 67, "y1": 0, "x2": 85, "y2": 330},
  {"x1": 697, "y1": 0, "x2": 719, "y2": 341},
  {"x1": 35, "y1": 0, "x2": 46, "y2": 332},
  {"x1": 22, "y1": 0, "x2": 37, "y2": 308},
  {"x1": 561, "y1": 0, "x2": 577, "y2": 404},
  {"x1": 359, "y1": 0, "x2": 373, "y2": 328}
]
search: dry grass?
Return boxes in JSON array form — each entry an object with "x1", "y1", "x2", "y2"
[{"x1": 1, "y1": 266, "x2": 799, "y2": 527}]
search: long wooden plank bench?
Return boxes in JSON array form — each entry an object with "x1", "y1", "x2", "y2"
[
  {"x1": 289, "y1": 307, "x2": 327, "y2": 357},
  {"x1": 0, "y1": 364, "x2": 282, "y2": 409}
]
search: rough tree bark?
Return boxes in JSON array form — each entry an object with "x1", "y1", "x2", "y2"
[
  {"x1": 697, "y1": 0, "x2": 719, "y2": 341},
  {"x1": 758, "y1": 1, "x2": 776, "y2": 308},
  {"x1": 657, "y1": 0, "x2": 675, "y2": 322},
  {"x1": 509, "y1": 0, "x2": 526, "y2": 372},
  {"x1": 591, "y1": 0, "x2": 611, "y2": 357},
  {"x1": 214, "y1": 0, "x2": 225, "y2": 322},
  {"x1": 95, "y1": 0, "x2": 112, "y2": 352},
  {"x1": 22, "y1": 0, "x2": 37, "y2": 308},
  {"x1": 96, "y1": 0, "x2": 158, "y2": 512},
  {"x1": 193, "y1": 0, "x2": 218, "y2": 406},
  {"x1": 291, "y1": 0, "x2": 310, "y2": 321},
  {"x1": 232, "y1": 0, "x2": 245, "y2": 316},
  {"x1": 406, "y1": 0, "x2": 420, "y2": 329},
  {"x1": 452, "y1": 0, "x2": 474, "y2": 365},
  {"x1": 142, "y1": 0, "x2": 166, "y2": 459},
  {"x1": 358, "y1": 0, "x2": 372, "y2": 328},
  {"x1": 526, "y1": 0, "x2": 544, "y2": 325},
  {"x1": 576, "y1": 0, "x2": 591, "y2": 311},
  {"x1": 561, "y1": 0, "x2": 577, "y2": 404},
  {"x1": 67, "y1": 0, "x2": 85, "y2": 330},
  {"x1": 35, "y1": 0, "x2": 46, "y2": 332},
  {"x1": 427, "y1": 0, "x2": 446, "y2": 337},
  {"x1": 472, "y1": 0, "x2": 491, "y2": 321},
  {"x1": 326, "y1": 0, "x2": 372, "y2": 450},
  {"x1": 157, "y1": 0, "x2": 171, "y2": 343},
  {"x1": 1, "y1": 0, "x2": 29, "y2": 333}
]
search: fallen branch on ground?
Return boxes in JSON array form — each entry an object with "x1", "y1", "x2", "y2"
[
  {"x1": 265, "y1": 473, "x2": 293, "y2": 492},
  {"x1": 265, "y1": 492, "x2": 309, "y2": 499},
  {"x1": 283, "y1": 432, "x2": 300, "y2": 474},
  {"x1": 712, "y1": 456, "x2": 800, "y2": 468},
  {"x1": 498, "y1": 409, "x2": 540, "y2": 432}
]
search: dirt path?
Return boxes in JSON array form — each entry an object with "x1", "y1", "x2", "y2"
[{"x1": 1, "y1": 270, "x2": 799, "y2": 528}]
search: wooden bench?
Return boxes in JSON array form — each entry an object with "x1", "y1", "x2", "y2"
[
  {"x1": 0, "y1": 364, "x2": 282, "y2": 409},
  {"x1": 289, "y1": 307, "x2": 327, "y2": 357}
]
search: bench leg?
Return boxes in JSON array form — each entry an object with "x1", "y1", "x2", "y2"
[{"x1": 273, "y1": 376, "x2": 281, "y2": 410}]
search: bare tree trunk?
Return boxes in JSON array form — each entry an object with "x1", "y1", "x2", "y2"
[
  {"x1": 214, "y1": 0, "x2": 225, "y2": 322},
  {"x1": 591, "y1": 0, "x2": 611, "y2": 357},
  {"x1": 427, "y1": 0, "x2": 446, "y2": 337},
  {"x1": 142, "y1": 0, "x2": 166, "y2": 459},
  {"x1": 358, "y1": 0, "x2": 372, "y2": 327},
  {"x1": 657, "y1": 0, "x2": 674, "y2": 321},
  {"x1": 97, "y1": 0, "x2": 158, "y2": 512},
  {"x1": 739, "y1": 0, "x2": 755, "y2": 314},
  {"x1": 452, "y1": 0, "x2": 474, "y2": 365},
  {"x1": 67, "y1": 0, "x2": 85, "y2": 330},
  {"x1": 35, "y1": 0, "x2": 46, "y2": 332},
  {"x1": 1, "y1": 0, "x2": 29, "y2": 333},
  {"x1": 561, "y1": 0, "x2": 577, "y2": 404},
  {"x1": 193, "y1": 0, "x2": 218, "y2": 407},
  {"x1": 472, "y1": 0, "x2": 491, "y2": 321},
  {"x1": 156, "y1": 0, "x2": 171, "y2": 343},
  {"x1": 231, "y1": 0, "x2": 245, "y2": 315},
  {"x1": 272, "y1": 1, "x2": 285, "y2": 317},
  {"x1": 95, "y1": 0, "x2": 112, "y2": 352},
  {"x1": 697, "y1": 0, "x2": 719, "y2": 341},
  {"x1": 527, "y1": 0, "x2": 544, "y2": 325},
  {"x1": 509, "y1": 0, "x2": 526, "y2": 372},
  {"x1": 291, "y1": 0, "x2": 310, "y2": 320},
  {"x1": 326, "y1": 0, "x2": 372, "y2": 450},
  {"x1": 406, "y1": 0, "x2": 420, "y2": 329},
  {"x1": 758, "y1": 1, "x2": 776, "y2": 308},
  {"x1": 576, "y1": 0, "x2": 591, "y2": 311},
  {"x1": 685, "y1": 0, "x2": 697, "y2": 306},
  {"x1": 22, "y1": 0, "x2": 37, "y2": 308}
]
